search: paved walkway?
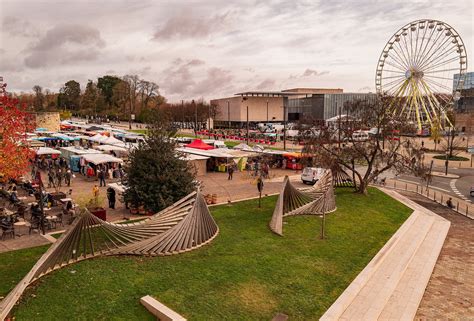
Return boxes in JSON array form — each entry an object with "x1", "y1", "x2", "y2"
[
  {"x1": 321, "y1": 189, "x2": 451, "y2": 321},
  {"x1": 400, "y1": 192, "x2": 474, "y2": 320}
]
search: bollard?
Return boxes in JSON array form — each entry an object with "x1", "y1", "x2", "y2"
[
  {"x1": 456, "y1": 201, "x2": 459, "y2": 212},
  {"x1": 466, "y1": 205, "x2": 469, "y2": 217},
  {"x1": 434, "y1": 191, "x2": 436, "y2": 202},
  {"x1": 405, "y1": 183, "x2": 407, "y2": 190},
  {"x1": 416, "y1": 185, "x2": 419, "y2": 193},
  {"x1": 441, "y1": 194, "x2": 443, "y2": 204}
]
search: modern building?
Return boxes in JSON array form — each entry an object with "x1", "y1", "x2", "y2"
[
  {"x1": 210, "y1": 88, "x2": 376, "y2": 128},
  {"x1": 454, "y1": 72, "x2": 474, "y2": 134}
]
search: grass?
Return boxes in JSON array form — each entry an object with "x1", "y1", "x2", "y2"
[
  {"x1": 433, "y1": 155, "x2": 469, "y2": 161},
  {"x1": 2, "y1": 188, "x2": 411, "y2": 320},
  {"x1": 0, "y1": 245, "x2": 50, "y2": 298},
  {"x1": 128, "y1": 129, "x2": 148, "y2": 135}
]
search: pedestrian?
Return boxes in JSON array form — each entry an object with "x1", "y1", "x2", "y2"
[
  {"x1": 98, "y1": 166, "x2": 106, "y2": 187},
  {"x1": 48, "y1": 170, "x2": 54, "y2": 188},
  {"x1": 92, "y1": 184, "x2": 99, "y2": 198},
  {"x1": 57, "y1": 168, "x2": 63, "y2": 187},
  {"x1": 65, "y1": 169, "x2": 72, "y2": 187},
  {"x1": 79, "y1": 157, "x2": 86, "y2": 175},
  {"x1": 446, "y1": 197, "x2": 454, "y2": 209},
  {"x1": 228, "y1": 164, "x2": 234, "y2": 180},
  {"x1": 106, "y1": 187, "x2": 116, "y2": 209}
]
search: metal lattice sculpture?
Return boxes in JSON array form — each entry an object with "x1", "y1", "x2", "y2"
[
  {"x1": 331, "y1": 164, "x2": 354, "y2": 187},
  {"x1": 0, "y1": 191, "x2": 218, "y2": 320},
  {"x1": 269, "y1": 170, "x2": 336, "y2": 236}
]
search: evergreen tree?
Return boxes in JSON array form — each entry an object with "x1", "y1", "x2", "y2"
[{"x1": 124, "y1": 112, "x2": 197, "y2": 212}]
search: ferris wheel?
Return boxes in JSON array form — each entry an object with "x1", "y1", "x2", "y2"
[{"x1": 375, "y1": 19, "x2": 468, "y2": 129}]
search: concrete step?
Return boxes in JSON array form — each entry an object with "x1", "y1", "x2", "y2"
[
  {"x1": 320, "y1": 190, "x2": 451, "y2": 321},
  {"x1": 378, "y1": 218, "x2": 450, "y2": 320}
]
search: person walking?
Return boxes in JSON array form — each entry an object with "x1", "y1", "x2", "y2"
[
  {"x1": 57, "y1": 168, "x2": 63, "y2": 187},
  {"x1": 106, "y1": 187, "x2": 116, "y2": 209},
  {"x1": 48, "y1": 170, "x2": 54, "y2": 188},
  {"x1": 79, "y1": 157, "x2": 86, "y2": 175},
  {"x1": 98, "y1": 166, "x2": 106, "y2": 187},
  {"x1": 65, "y1": 169, "x2": 72, "y2": 187},
  {"x1": 228, "y1": 164, "x2": 234, "y2": 180}
]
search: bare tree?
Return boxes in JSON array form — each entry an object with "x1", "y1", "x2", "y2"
[{"x1": 298, "y1": 95, "x2": 429, "y2": 194}]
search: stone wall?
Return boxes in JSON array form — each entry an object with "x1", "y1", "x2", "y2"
[{"x1": 33, "y1": 112, "x2": 60, "y2": 132}]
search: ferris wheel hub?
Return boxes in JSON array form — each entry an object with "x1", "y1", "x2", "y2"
[{"x1": 405, "y1": 68, "x2": 424, "y2": 81}]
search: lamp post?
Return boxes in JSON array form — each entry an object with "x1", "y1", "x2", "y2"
[
  {"x1": 266, "y1": 99, "x2": 269, "y2": 124},
  {"x1": 283, "y1": 104, "x2": 287, "y2": 151},
  {"x1": 227, "y1": 100, "x2": 230, "y2": 129},
  {"x1": 246, "y1": 105, "x2": 249, "y2": 145},
  {"x1": 181, "y1": 100, "x2": 184, "y2": 129},
  {"x1": 193, "y1": 99, "x2": 197, "y2": 137},
  {"x1": 445, "y1": 150, "x2": 449, "y2": 175}
]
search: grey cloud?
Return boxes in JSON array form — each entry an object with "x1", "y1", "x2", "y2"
[
  {"x1": 191, "y1": 67, "x2": 233, "y2": 95},
  {"x1": 255, "y1": 79, "x2": 276, "y2": 90},
  {"x1": 153, "y1": 11, "x2": 230, "y2": 39},
  {"x1": 24, "y1": 24, "x2": 105, "y2": 68},
  {"x1": 161, "y1": 59, "x2": 232, "y2": 97},
  {"x1": 2, "y1": 16, "x2": 40, "y2": 37},
  {"x1": 302, "y1": 69, "x2": 329, "y2": 77},
  {"x1": 187, "y1": 59, "x2": 205, "y2": 66}
]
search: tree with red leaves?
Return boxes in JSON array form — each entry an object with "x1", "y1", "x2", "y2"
[{"x1": 0, "y1": 93, "x2": 35, "y2": 182}]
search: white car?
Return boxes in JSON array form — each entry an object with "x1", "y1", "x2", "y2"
[{"x1": 301, "y1": 167, "x2": 325, "y2": 185}]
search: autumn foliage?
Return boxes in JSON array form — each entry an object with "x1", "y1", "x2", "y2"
[{"x1": 0, "y1": 95, "x2": 35, "y2": 182}]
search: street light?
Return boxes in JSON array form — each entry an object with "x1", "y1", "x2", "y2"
[
  {"x1": 266, "y1": 99, "x2": 269, "y2": 124},
  {"x1": 227, "y1": 100, "x2": 230, "y2": 129}
]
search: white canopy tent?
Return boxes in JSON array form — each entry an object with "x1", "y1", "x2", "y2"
[
  {"x1": 93, "y1": 144, "x2": 128, "y2": 153},
  {"x1": 35, "y1": 147, "x2": 61, "y2": 155},
  {"x1": 82, "y1": 154, "x2": 124, "y2": 165}
]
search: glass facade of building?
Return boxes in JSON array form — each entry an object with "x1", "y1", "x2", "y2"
[
  {"x1": 322, "y1": 93, "x2": 377, "y2": 119},
  {"x1": 286, "y1": 93, "x2": 376, "y2": 121},
  {"x1": 453, "y1": 72, "x2": 474, "y2": 90}
]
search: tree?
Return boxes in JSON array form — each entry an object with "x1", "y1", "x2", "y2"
[
  {"x1": 81, "y1": 80, "x2": 99, "y2": 115},
  {"x1": 97, "y1": 75, "x2": 122, "y2": 109},
  {"x1": 60, "y1": 80, "x2": 81, "y2": 110},
  {"x1": 0, "y1": 94, "x2": 35, "y2": 182},
  {"x1": 124, "y1": 111, "x2": 197, "y2": 212},
  {"x1": 298, "y1": 95, "x2": 428, "y2": 194},
  {"x1": 430, "y1": 117, "x2": 441, "y2": 151},
  {"x1": 32, "y1": 85, "x2": 44, "y2": 111}
]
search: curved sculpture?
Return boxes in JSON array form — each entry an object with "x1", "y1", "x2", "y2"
[
  {"x1": 113, "y1": 192, "x2": 219, "y2": 256},
  {"x1": 269, "y1": 170, "x2": 336, "y2": 236},
  {"x1": 331, "y1": 164, "x2": 354, "y2": 187},
  {"x1": 0, "y1": 191, "x2": 218, "y2": 320}
]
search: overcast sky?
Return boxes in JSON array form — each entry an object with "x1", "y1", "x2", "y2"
[{"x1": 0, "y1": 0, "x2": 472, "y2": 102}]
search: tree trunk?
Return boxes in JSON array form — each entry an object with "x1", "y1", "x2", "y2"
[{"x1": 356, "y1": 180, "x2": 369, "y2": 195}]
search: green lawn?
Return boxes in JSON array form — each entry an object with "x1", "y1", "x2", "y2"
[
  {"x1": 128, "y1": 129, "x2": 148, "y2": 135},
  {"x1": 3, "y1": 188, "x2": 411, "y2": 320}
]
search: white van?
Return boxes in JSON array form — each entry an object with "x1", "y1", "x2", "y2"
[
  {"x1": 352, "y1": 131, "x2": 369, "y2": 142},
  {"x1": 301, "y1": 167, "x2": 325, "y2": 185}
]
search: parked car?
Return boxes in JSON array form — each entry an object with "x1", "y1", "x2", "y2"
[{"x1": 301, "y1": 167, "x2": 325, "y2": 185}]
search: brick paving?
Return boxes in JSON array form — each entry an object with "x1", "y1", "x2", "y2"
[{"x1": 400, "y1": 192, "x2": 474, "y2": 320}]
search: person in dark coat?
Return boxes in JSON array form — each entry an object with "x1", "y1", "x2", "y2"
[
  {"x1": 228, "y1": 164, "x2": 234, "y2": 180},
  {"x1": 106, "y1": 187, "x2": 116, "y2": 209}
]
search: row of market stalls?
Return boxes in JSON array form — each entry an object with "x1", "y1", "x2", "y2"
[{"x1": 177, "y1": 139, "x2": 304, "y2": 173}]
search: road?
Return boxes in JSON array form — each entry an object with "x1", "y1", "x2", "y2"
[{"x1": 393, "y1": 165, "x2": 474, "y2": 203}]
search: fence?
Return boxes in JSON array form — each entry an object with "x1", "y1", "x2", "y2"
[{"x1": 379, "y1": 179, "x2": 473, "y2": 220}]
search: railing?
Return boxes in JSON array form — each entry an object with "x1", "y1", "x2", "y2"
[{"x1": 376, "y1": 179, "x2": 473, "y2": 220}]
